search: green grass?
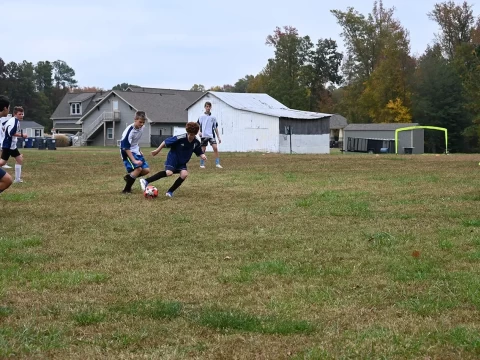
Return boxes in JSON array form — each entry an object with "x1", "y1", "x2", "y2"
[{"x1": 0, "y1": 149, "x2": 479, "y2": 359}]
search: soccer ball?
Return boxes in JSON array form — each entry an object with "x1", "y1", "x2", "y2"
[{"x1": 144, "y1": 185, "x2": 159, "y2": 199}]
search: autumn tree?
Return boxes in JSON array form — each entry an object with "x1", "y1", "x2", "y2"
[{"x1": 332, "y1": 0, "x2": 414, "y2": 123}]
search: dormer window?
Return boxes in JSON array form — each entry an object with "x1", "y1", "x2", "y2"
[{"x1": 70, "y1": 102, "x2": 82, "y2": 115}]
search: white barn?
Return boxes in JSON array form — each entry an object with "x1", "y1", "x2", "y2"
[{"x1": 186, "y1": 92, "x2": 331, "y2": 154}]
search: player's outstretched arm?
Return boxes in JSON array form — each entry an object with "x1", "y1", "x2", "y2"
[{"x1": 152, "y1": 141, "x2": 165, "y2": 156}]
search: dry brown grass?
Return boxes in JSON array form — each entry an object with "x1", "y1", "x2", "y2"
[{"x1": 0, "y1": 148, "x2": 479, "y2": 359}]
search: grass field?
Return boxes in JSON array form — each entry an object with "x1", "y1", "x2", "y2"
[{"x1": 0, "y1": 148, "x2": 479, "y2": 359}]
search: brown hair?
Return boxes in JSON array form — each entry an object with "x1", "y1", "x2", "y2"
[
  {"x1": 135, "y1": 110, "x2": 146, "y2": 120},
  {"x1": 186, "y1": 122, "x2": 199, "y2": 135},
  {"x1": 13, "y1": 106, "x2": 24, "y2": 114},
  {"x1": 204, "y1": 101, "x2": 212, "y2": 107}
]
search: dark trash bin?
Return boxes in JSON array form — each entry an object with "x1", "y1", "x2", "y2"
[
  {"x1": 46, "y1": 138, "x2": 56, "y2": 150},
  {"x1": 17, "y1": 138, "x2": 24, "y2": 148},
  {"x1": 37, "y1": 137, "x2": 46, "y2": 150},
  {"x1": 24, "y1": 138, "x2": 33, "y2": 148},
  {"x1": 403, "y1": 147, "x2": 414, "y2": 154}
]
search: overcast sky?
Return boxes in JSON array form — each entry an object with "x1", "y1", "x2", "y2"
[{"x1": 5, "y1": 0, "x2": 471, "y2": 90}]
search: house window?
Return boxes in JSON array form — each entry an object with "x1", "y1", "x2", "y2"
[
  {"x1": 70, "y1": 102, "x2": 82, "y2": 115},
  {"x1": 107, "y1": 128, "x2": 114, "y2": 139},
  {"x1": 34, "y1": 129, "x2": 42, "y2": 137}
]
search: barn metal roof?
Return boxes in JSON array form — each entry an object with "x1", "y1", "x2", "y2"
[{"x1": 188, "y1": 91, "x2": 331, "y2": 120}]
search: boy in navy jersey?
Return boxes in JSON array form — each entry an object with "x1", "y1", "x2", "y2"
[
  {"x1": 120, "y1": 111, "x2": 150, "y2": 193},
  {"x1": 0, "y1": 96, "x2": 12, "y2": 193},
  {"x1": 140, "y1": 122, "x2": 206, "y2": 197},
  {"x1": 0, "y1": 106, "x2": 28, "y2": 183}
]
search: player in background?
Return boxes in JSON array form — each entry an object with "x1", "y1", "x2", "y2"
[{"x1": 197, "y1": 101, "x2": 222, "y2": 169}]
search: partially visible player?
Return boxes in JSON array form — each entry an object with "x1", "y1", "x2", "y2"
[
  {"x1": 120, "y1": 110, "x2": 150, "y2": 194},
  {"x1": 197, "y1": 101, "x2": 222, "y2": 168},
  {"x1": 0, "y1": 106, "x2": 27, "y2": 183},
  {"x1": 0, "y1": 114, "x2": 12, "y2": 169},
  {"x1": 0, "y1": 96, "x2": 13, "y2": 192},
  {"x1": 140, "y1": 122, "x2": 206, "y2": 198}
]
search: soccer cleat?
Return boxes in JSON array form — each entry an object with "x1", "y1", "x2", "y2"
[
  {"x1": 122, "y1": 190, "x2": 132, "y2": 195},
  {"x1": 200, "y1": 165, "x2": 205, "y2": 169},
  {"x1": 2, "y1": 164, "x2": 12, "y2": 169},
  {"x1": 216, "y1": 164, "x2": 223, "y2": 169},
  {"x1": 14, "y1": 179, "x2": 23, "y2": 183},
  {"x1": 140, "y1": 178, "x2": 148, "y2": 191},
  {"x1": 165, "y1": 191, "x2": 173, "y2": 198}
]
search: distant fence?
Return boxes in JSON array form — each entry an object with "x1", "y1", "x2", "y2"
[{"x1": 150, "y1": 135, "x2": 170, "y2": 148}]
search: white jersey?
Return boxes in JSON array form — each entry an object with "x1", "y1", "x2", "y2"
[
  {"x1": 0, "y1": 115, "x2": 11, "y2": 144},
  {"x1": 197, "y1": 113, "x2": 218, "y2": 139},
  {"x1": 2, "y1": 117, "x2": 20, "y2": 150}
]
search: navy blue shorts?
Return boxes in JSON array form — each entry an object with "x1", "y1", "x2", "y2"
[
  {"x1": 0, "y1": 168, "x2": 6, "y2": 179},
  {"x1": 165, "y1": 160, "x2": 187, "y2": 173},
  {"x1": 123, "y1": 153, "x2": 149, "y2": 173}
]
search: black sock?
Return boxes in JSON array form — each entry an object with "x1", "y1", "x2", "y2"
[
  {"x1": 168, "y1": 177, "x2": 185, "y2": 193},
  {"x1": 123, "y1": 174, "x2": 136, "y2": 192},
  {"x1": 145, "y1": 170, "x2": 167, "y2": 184}
]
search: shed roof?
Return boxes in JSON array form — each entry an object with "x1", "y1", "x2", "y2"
[
  {"x1": 344, "y1": 123, "x2": 419, "y2": 131},
  {"x1": 188, "y1": 91, "x2": 331, "y2": 120}
]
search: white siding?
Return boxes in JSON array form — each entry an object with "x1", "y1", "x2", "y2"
[
  {"x1": 279, "y1": 134, "x2": 330, "y2": 154},
  {"x1": 188, "y1": 93, "x2": 279, "y2": 152}
]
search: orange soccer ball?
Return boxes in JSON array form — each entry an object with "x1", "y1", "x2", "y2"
[{"x1": 144, "y1": 185, "x2": 159, "y2": 199}]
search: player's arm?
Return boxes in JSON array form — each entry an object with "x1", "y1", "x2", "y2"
[
  {"x1": 197, "y1": 118, "x2": 202, "y2": 137},
  {"x1": 125, "y1": 149, "x2": 142, "y2": 165},
  {"x1": 214, "y1": 122, "x2": 221, "y2": 144},
  {"x1": 194, "y1": 142, "x2": 207, "y2": 160},
  {"x1": 151, "y1": 141, "x2": 166, "y2": 156},
  {"x1": 122, "y1": 131, "x2": 142, "y2": 165}
]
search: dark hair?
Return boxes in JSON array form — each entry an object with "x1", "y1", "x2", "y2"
[
  {"x1": 204, "y1": 101, "x2": 212, "y2": 107},
  {"x1": 186, "y1": 122, "x2": 199, "y2": 134},
  {"x1": 13, "y1": 106, "x2": 24, "y2": 114},
  {"x1": 135, "y1": 110, "x2": 146, "y2": 120},
  {"x1": 0, "y1": 95, "x2": 10, "y2": 112}
]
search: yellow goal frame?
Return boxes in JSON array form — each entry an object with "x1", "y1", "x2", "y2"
[{"x1": 395, "y1": 126, "x2": 448, "y2": 154}]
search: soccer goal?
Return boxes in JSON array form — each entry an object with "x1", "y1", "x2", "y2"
[{"x1": 394, "y1": 126, "x2": 448, "y2": 154}]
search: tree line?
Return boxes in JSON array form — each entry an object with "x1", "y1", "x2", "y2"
[
  {"x1": 1, "y1": 1, "x2": 479, "y2": 152},
  {"x1": 193, "y1": 1, "x2": 480, "y2": 153}
]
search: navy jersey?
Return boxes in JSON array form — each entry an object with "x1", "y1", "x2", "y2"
[
  {"x1": 165, "y1": 133, "x2": 203, "y2": 165},
  {"x1": 120, "y1": 124, "x2": 144, "y2": 160},
  {"x1": 197, "y1": 113, "x2": 218, "y2": 138},
  {"x1": 2, "y1": 117, "x2": 19, "y2": 150}
]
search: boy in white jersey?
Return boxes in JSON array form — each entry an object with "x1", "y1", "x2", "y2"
[
  {"x1": 119, "y1": 111, "x2": 150, "y2": 193},
  {"x1": 0, "y1": 96, "x2": 12, "y2": 193},
  {"x1": 0, "y1": 106, "x2": 28, "y2": 183},
  {"x1": 197, "y1": 101, "x2": 222, "y2": 168}
]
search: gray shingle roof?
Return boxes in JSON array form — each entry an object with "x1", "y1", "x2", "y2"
[
  {"x1": 21, "y1": 120, "x2": 43, "y2": 128},
  {"x1": 68, "y1": 93, "x2": 96, "y2": 103},
  {"x1": 118, "y1": 90, "x2": 202, "y2": 123},
  {"x1": 51, "y1": 91, "x2": 110, "y2": 120},
  {"x1": 329, "y1": 114, "x2": 348, "y2": 129},
  {"x1": 344, "y1": 123, "x2": 419, "y2": 131}
]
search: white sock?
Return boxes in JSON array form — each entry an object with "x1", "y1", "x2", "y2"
[{"x1": 15, "y1": 164, "x2": 21, "y2": 181}]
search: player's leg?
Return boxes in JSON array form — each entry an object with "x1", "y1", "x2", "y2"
[
  {"x1": 0, "y1": 168, "x2": 12, "y2": 194},
  {"x1": 211, "y1": 141, "x2": 222, "y2": 168},
  {"x1": 122, "y1": 155, "x2": 141, "y2": 193},
  {"x1": 0, "y1": 148, "x2": 10, "y2": 167},
  {"x1": 137, "y1": 156, "x2": 150, "y2": 190},
  {"x1": 166, "y1": 168, "x2": 187, "y2": 197},
  {"x1": 200, "y1": 138, "x2": 207, "y2": 168},
  {"x1": 13, "y1": 151, "x2": 23, "y2": 183}
]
